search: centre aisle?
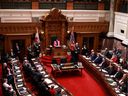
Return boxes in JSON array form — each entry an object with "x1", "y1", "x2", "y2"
[{"x1": 45, "y1": 65, "x2": 107, "y2": 96}]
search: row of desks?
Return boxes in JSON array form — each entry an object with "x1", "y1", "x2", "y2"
[
  {"x1": 51, "y1": 62, "x2": 84, "y2": 77},
  {"x1": 78, "y1": 55, "x2": 117, "y2": 96},
  {"x1": 12, "y1": 59, "x2": 34, "y2": 96},
  {"x1": 31, "y1": 58, "x2": 73, "y2": 96}
]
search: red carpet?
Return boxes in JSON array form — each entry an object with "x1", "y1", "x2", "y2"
[
  {"x1": 41, "y1": 56, "x2": 108, "y2": 96},
  {"x1": 57, "y1": 70, "x2": 107, "y2": 96},
  {"x1": 0, "y1": 64, "x2": 3, "y2": 96},
  {"x1": 46, "y1": 66, "x2": 107, "y2": 96}
]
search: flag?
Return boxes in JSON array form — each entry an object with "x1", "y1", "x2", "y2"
[
  {"x1": 70, "y1": 31, "x2": 75, "y2": 43},
  {"x1": 35, "y1": 27, "x2": 40, "y2": 43},
  {"x1": 70, "y1": 26, "x2": 75, "y2": 43}
]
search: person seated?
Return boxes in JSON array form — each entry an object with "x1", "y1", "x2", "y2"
[
  {"x1": 111, "y1": 54, "x2": 118, "y2": 63},
  {"x1": 93, "y1": 53, "x2": 103, "y2": 65},
  {"x1": 33, "y1": 42, "x2": 41, "y2": 57},
  {"x1": 49, "y1": 85, "x2": 56, "y2": 96},
  {"x1": 81, "y1": 43, "x2": 88, "y2": 56},
  {"x1": 32, "y1": 70, "x2": 43, "y2": 83},
  {"x1": 120, "y1": 58, "x2": 128, "y2": 69},
  {"x1": 54, "y1": 39, "x2": 60, "y2": 47},
  {"x1": 89, "y1": 50, "x2": 97, "y2": 61},
  {"x1": 104, "y1": 63, "x2": 117, "y2": 75},
  {"x1": 119, "y1": 75, "x2": 128, "y2": 94},
  {"x1": 37, "y1": 79, "x2": 50, "y2": 96},
  {"x1": 9, "y1": 49, "x2": 15, "y2": 58},
  {"x1": 114, "y1": 67, "x2": 124, "y2": 82},
  {"x1": 3, "y1": 78, "x2": 15, "y2": 96},
  {"x1": 56, "y1": 88, "x2": 62, "y2": 96},
  {"x1": 52, "y1": 59, "x2": 58, "y2": 64},
  {"x1": 60, "y1": 58, "x2": 67, "y2": 63}
]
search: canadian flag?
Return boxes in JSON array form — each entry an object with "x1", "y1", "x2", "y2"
[{"x1": 35, "y1": 27, "x2": 40, "y2": 43}]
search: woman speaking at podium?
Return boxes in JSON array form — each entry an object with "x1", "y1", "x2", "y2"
[{"x1": 54, "y1": 39, "x2": 60, "y2": 47}]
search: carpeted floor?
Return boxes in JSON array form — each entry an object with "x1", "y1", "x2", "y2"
[{"x1": 45, "y1": 65, "x2": 107, "y2": 96}]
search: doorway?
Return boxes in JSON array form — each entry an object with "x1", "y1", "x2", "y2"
[
  {"x1": 83, "y1": 37, "x2": 94, "y2": 50},
  {"x1": 11, "y1": 39, "x2": 25, "y2": 60}
]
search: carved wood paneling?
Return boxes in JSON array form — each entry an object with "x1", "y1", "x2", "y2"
[
  {"x1": 0, "y1": 23, "x2": 39, "y2": 34},
  {"x1": 68, "y1": 22, "x2": 109, "y2": 33}
]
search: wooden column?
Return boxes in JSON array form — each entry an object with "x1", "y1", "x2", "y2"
[
  {"x1": 45, "y1": 22, "x2": 49, "y2": 47},
  {"x1": 32, "y1": 2, "x2": 39, "y2": 9},
  {"x1": 94, "y1": 34, "x2": 99, "y2": 51},
  {"x1": 66, "y1": 1, "x2": 73, "y2": 10}
]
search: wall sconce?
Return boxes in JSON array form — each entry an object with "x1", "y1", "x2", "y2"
[
  {"x1": 41, "y1": 30, "x2": 44, "y2": 35},
  {"x1": 67, "y1": 30, "x2": 70, "y2": 34}
]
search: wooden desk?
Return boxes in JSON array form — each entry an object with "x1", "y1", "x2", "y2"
[
  {"x1": 31, "y1": 58, "x2": 73, "y2": 96},
  {"x1": 53, "y1": 47, "x2": 67, "y2": 56},
  {"x1": 79, "y1": 55, "x2": 117, "y2": 96},
  {"x1": 51, "y1": 62, "x2": 84, "y2": 76}
]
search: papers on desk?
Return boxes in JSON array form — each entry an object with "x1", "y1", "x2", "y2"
[
  {"x1": 31, "y1": 58, "x2": 36, "y2": 61},
  {"x1": 17, "y1": 84, "x2": 23, "y2": 87},
  {"x1": 44, "y1": 75, "x2": 49, "y2": 77},
  {"x1": 44, "y1": 78, "x2": 52, "y2": 84},
  {"x1": 123, "y1": 69, "x2": 128, "y2": 73},
  {"x1": 40, "y1": 71, "x2": 46, "y2": 74},
  {"x1": 48, "y1": 84, "x2": 58, "y2": 89},
  {"x1": 105, "y1": 74, "x2": 109, "y2": 77},
  {"x1": 118, "y1": 94, "x2": 126, "y2": 96},
  {"x1": 109, "y1": 82, "x2": 117, "y2": 86},
  {"x1": 17, "y1": 79, "x2": 23, "y2": 82},
  {"x1": 92, "y1": 63, "x2": 96, "y2": 66},
  {"x1": 17, "y1": 74, "x2": 22, "y2": 77},
  {"x1": 27, "y1": 94, "x2": 32, "y2": 96},
  {"x1": 102, "y1": 69, "x2": 108, "y2": 73},
  {"x1": 62, "y1": 95, "x2": 68, "y2": 96},
  {"x1": 15, "y1": 66, "x2": 20, "y2": 70},
  {"x1": 34, "y1": 62, "x2": 38, "y2": 64},
  {"x1": 107, "y1": 78, "x2": 114, "y2": 83},
  {"x1": 16, "y1": 70, "x2": 21, "y2": 73}
]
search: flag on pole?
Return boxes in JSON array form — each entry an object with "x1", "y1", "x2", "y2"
[
  {"x1": 69, "y1": 26, "x2": 75, "y2": 43},
  {"x1": 35, "y1": 27, "x2": 40, "y2": 43}
]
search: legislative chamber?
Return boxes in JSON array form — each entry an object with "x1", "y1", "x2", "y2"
[{"x1": 0, "y1": 0, "x2": 128, "y2": 96}]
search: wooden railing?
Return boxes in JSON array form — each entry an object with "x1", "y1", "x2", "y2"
[{"x1": 79, "y1": 55, "x2": 117, "y2": 96}]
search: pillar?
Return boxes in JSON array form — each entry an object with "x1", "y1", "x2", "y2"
[{"x1": 107, "y1": 0, "x2": 115, "y2": 37}]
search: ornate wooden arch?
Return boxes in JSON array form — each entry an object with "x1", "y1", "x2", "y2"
[{"x1": 41, "y1": 8, "x2": 68, "y2": 47}]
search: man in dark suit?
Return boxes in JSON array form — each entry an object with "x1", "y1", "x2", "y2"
[
  {"x1": 90, "y1": 50, "x2": 97, "y2": 61},
  {"x1": 9, "y1": 49, "x2": 15, "y2": 58},
  {"x1": 93, "y1": 53, "x2": 103, "y2": 65},
  {"x1": 14, "y1": 43, "x2": 20, "y2": 58},
  {"x1": 114, "y1": 67, "x2": 124, "y2": 81},
  {"x1": 33, "y1": 42, "x2": 41, "y2": 57}
]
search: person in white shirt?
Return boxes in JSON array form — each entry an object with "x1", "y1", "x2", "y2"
[{"x1": 3, "y1": 78, "x2": 12, "y2": 90}]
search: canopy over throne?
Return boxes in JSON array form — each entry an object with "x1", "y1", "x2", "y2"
[{"x1": 41, "y1": 8, "x2": 68, "y2": 48}]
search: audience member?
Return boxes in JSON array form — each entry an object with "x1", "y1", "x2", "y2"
[
  {"x1": 49, "y1": 85, "x2": 56, "y2": 96},
  {"x1": 90, "y1": 50, "x2": 97, "y2": 61},
  {"x1": 56, "y1": 88, "x2": 62, "y2": 96},
  {"x1": 3, "y1": 78, "x2": 15, "y2": 96},
  {"x1": 104, "y1": 62, "x2": 117, "y2": 75},
  {"x1": 81, "y1": 43, "x2": 88, "y2": 56},
  {"x1": 114, "y1": 67, "x2": 124, "y2": 81},
  {"x1": 93, "y1": 53, "x2": 103, "y2": 65},
  {"x1": 10, "y1": 49, "x2": 15, "y2": 58},
  {"x1": 111, "y1": 54, "x2": 118, "y2": 63}
]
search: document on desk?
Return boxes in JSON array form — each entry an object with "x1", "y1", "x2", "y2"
[
  {"x1": 17, "y1": 83, "x2": 23, "y2": 87},
  {"x1": 48, "y1": 84, "x2": 58, "y2": 89},
  {"x1": 44, "y1": 78, "x2": 52, "y2": 84}
]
